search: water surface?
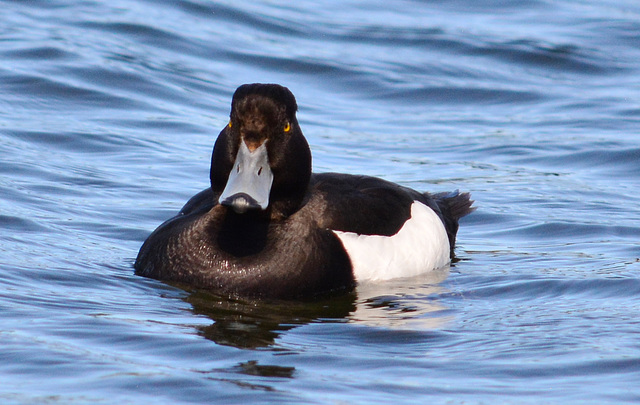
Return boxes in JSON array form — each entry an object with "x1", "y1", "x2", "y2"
[{"x1": 1, "y1": 0, "x2": 639, "y2": 403}]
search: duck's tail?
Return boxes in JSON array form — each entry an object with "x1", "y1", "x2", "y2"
[{"x1": 432, "y1": 190, "x2": 476, "y2": 258}]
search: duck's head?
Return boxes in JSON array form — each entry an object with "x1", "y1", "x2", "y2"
[{"x1": 210, "y1": 84, "x2": 312, "y2": 218}]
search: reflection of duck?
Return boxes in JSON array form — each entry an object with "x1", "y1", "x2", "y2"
[
  {"x1": 350, "y1": 266, "x2": 452, "y2": 330},
  {"x1": 135, "y1": 84, "x2": 474, "y2": 298},
  {"x1": 185, "y1": 270, "x2": 451, "y2": 349},
  {"x1": 185, "y1": 289, "x2": 356, "y2": 349}
]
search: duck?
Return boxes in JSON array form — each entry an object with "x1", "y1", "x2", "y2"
[{"x1": 135, "y1": 83, "x2": 474, "y2": 299}]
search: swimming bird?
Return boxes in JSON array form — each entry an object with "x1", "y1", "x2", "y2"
[{"x1": 135, "y1": 83, "x2": 474, "y2": 298}]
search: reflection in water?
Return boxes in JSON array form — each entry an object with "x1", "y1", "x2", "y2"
[
  {"x1": 351, "y1": 266, "x2": 452, "y2": 330},
  {"x1": 183, "y1": 266, "x2": 451, "y2": 349},
  {"x1": 233, "y1": 360, "x2": 295, "y2": 378},
  {"x1": 185, "y1": 289, "x2": 357, "y2": 348}
]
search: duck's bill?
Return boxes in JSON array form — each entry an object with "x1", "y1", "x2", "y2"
[{"x1": 219, "y1": 141, "x2": 274, "y2": 214}]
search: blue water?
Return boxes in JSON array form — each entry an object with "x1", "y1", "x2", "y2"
[{"x1": 1, "y1": 0, "x2": 639, "y2": 403}]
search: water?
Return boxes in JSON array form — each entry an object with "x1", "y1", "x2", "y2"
[{"x1": 1, "y1": 0, "x2": 639, "y2": 403}]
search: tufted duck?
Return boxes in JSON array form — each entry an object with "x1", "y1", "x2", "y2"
[{"x1": 135, "y1": 83, "x2": 474, "y2": 298}]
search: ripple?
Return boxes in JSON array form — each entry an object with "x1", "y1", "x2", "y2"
[
  {"x1": 464, "y1": 275, "x2": 640, "y2": 301},
  {"x1": 77, "y1": 21, "x2": 186, "y2": 47},
  {"x1": 0, "y1": 215, "x2": 48, "y2": 233},
  {"x1": 174, "y1": 0, "x2": 307, "y2": 37},
  {"x1": 6, "y1": 130, "x2": 146, "y2": 154},
  {"x1": 1, "y1": 73, "x2": 144, "y2": 110},
  {"x1": 473, "y1": 39, "x2": 614, "y2": 75},
  {"x1": 2, "y1": 46, "x2": 76, "y2": 61},
  {"x1": 383, "y1": 86, "x2": 543, "y2": 105}
]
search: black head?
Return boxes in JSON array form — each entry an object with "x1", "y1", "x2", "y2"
[{"x1": 210, "y1": 84, "x2": 312, "y2": 218}]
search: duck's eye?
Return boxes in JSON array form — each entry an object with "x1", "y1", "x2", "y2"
[
  {"x1": 284, "y1": 122, "x2": 291, "y2": 132},
  {"x1": 227, "y1": 120, "x2": 232, "y2": 128}
]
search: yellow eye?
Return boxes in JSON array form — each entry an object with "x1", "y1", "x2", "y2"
[
  {"x1": 284, "y1": 122, "x2": 291, "y2": 132},
  {"x1": 227, "y1": 120, "x2": 232, "y2": 128}
]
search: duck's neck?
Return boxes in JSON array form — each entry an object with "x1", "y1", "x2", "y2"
[{"x1": 216, "y1": 210, "x2": 270, "y2": 257}]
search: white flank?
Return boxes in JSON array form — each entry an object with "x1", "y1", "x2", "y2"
[{"x1": 332, "y1": 201, "x2": 450, "y2": 282}]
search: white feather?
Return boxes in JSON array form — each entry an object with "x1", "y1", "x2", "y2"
[{"x1": 332, "y1": 201, "x2": 450, "y2": 282}]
